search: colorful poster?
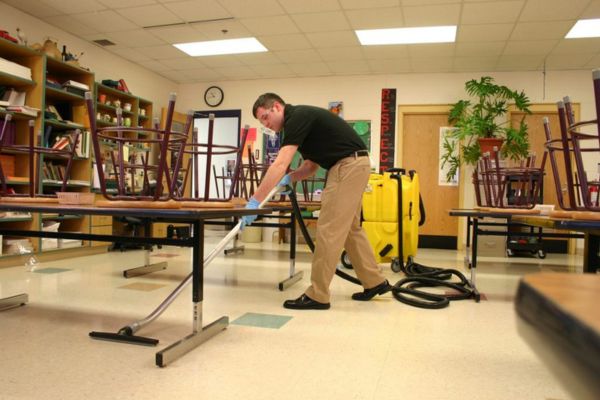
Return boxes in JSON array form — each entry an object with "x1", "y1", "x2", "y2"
[
  {"x1": 328, "y1": 101, "x2": 344, "y2": 118},
  {"x1": 379, "y1": 88, "x2": 396, "y2": 173},
  {"x1": 347, "y1": 120, "x2": 371, "y2": 150},
  {"x1": 262, "y1": 127, "x2": 280, "y2": 165}
]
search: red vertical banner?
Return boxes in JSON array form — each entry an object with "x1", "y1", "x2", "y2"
[{"x1": 379, "y1": 88, "x2": 396, "y2": 173}]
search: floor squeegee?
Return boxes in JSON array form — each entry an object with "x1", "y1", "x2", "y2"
[{"x1": 89, "y1": 186, "x2": 281, "y2": 346}]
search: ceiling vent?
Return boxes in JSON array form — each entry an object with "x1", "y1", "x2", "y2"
[{"x1": 93, "y1": 39, "x2": 116, "y2": 46}]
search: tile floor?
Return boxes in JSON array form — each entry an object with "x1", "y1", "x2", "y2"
[{"x1": 0, "y1": 231, "x2": 579, "y2": 400}]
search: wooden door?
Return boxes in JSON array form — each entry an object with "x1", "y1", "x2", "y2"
[{"x1": 399, "y1": 106, "x2": 459, "y2": 249}]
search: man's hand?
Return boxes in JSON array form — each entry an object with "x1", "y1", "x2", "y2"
[
  {"x1": 278, "y1": 174, "x2": 292, "y2": 195},
  {"x1": 241, "y1": 197, "x2": 260, "y2": 229}
]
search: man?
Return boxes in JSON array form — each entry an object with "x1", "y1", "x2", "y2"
[{"x1": 244, "y1": 93, "x2": 390, "y2": 310}]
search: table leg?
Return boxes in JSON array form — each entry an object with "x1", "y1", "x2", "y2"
[
  {"x1": 155, "y1": 220, "x2": 228, "y2": 367},
  {"x1": 583, "y1": 232, "x2": 599, "y2": 273},
  {"x1": 279, "y1": 212, "x2": 303, "y2": 291},
  {"x1": 0, "y1": 293, "x2": 28, "y2": 311}
]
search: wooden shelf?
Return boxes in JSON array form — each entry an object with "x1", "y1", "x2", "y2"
[
  {"x1": 0, "y1": 70, "x2": 36, "y2": 87},
  {"x1": 45, "y1": 86, "x2": 85, "y2": 102},
  {"x1": 45, "y1": 119, "x2": 85, "y2": 130}
]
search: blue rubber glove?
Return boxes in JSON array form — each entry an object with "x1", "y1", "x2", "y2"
[
  {"x1": 241, "y1": 197, "x2": 260, "y2": 229},
  {"x1": 278, "y1": 174, "x2": 292, "y2": 195}
]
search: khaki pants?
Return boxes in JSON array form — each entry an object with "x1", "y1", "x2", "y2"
[{"x1": 305, "y1": 156, "x2": 386, "y2": 303}]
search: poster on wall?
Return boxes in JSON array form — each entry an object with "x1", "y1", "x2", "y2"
[
  {"x1": 328, "y1": 101, "x2": 344, "y2": 118},
  {"x1": 439, "y1": 127, "x2": 459, "y2": 186},
  {"x1": 262, "y1": 127, "x2": 280, "y2": 165},
  {"x1": 347, "y1": 120, "x2": 371, "y2": 150},
  {"x1": 379, "y1": 88, "x2": 396, "y2": 173}
]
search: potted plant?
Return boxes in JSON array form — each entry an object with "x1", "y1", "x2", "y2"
[{"x1": 441, "y1": 76, "x2": 532, "y2": 182}]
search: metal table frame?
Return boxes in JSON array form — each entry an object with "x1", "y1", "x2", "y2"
[{"x1": 0, "y1": 202, "x2": 271, "y2": 367}]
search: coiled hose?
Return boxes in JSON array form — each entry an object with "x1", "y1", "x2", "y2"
[{"x1": 287, "y1": 186, "x2": 475, "y2": 309}]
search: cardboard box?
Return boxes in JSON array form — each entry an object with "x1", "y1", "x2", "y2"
[{"x1": 0, "y1": 154, "x2": 15, "y2": 177}]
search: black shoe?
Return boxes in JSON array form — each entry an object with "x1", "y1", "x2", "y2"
[
  {"x1": 352, "y1": 280, "x2": 391, "y2": 301},
  {"x1": 283, "y1": 294, "x2": 330, "y2": 310}
]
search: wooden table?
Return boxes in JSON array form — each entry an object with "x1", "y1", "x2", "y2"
[
  {"x1": 0, "y1": 202, "x2": 271, "y2": 367},
  {"x1": 516, "y1": 272, "x2": 600, "y2": 400}
]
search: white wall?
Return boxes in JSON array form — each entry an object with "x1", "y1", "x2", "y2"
[{"x1": 0, "y1": 3, "x2": 177, "y2": 118}]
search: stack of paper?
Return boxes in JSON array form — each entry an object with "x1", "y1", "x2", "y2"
[{"x1": 0, "y1": 57, "x2": 31, "y2": 80}]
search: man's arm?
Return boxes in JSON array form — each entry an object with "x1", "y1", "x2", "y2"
[
  {"x1": 251, "y1": 144, "x2": 298, "y2": 203},
  {"x1": 289, "y1": 159, "x2": 320, "y2": 182}
]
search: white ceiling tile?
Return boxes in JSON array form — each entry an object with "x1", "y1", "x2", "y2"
[
  {"x1": 291, "y1": 11, "x2": 351, "y2": 32},
  {"x1": 457, "y1": 24, "x2": 514, "y2": 42},
  {"x1": 274, "y1": 49, "x2": 324, "y2": 63},
  {"x1": 239, "y1": 15, "x2": 301, "y2": 35},
  {"x1": 277, "y1": 0, "x2": 341, "y2": 14},
  {"x1": 158, "y1": 57, "x2": 208, "y2": 69},
  {"x1": 75, "y1": 10, "x2": 137, "y2": 32},
  {"x1": 106, "y1": 47, "x2": 153, "y2": 62},
  {"x1": 289, "y1": 62, "x2": 332, "y2": 76},
  {"x1": 455, "y1": 42, "x2": 505, "y2": 57},
  {"x1": 218, "y1": 65, "x2": 260, "y2": 79},
  {"x1": 104, "y1": 29, "x2": 165, "y2": 47},
  {"x1": 44, "y1": 15, "x2": 101, "y2": 36},
  {"x1": 461, "y1": 1, "x2": 525, "y2": 25},
  {"x1": 581, "y1": 1, "x2": 600, "y2": 18},
  {"x1": 340, "y1": 0, "x2": 399, "y2": 9},
  {"x1": 453, "y1": 56, "x2": 499, "y2": 71},
  {"x1": 317, "y1": 46, "x2": 365, "y2": 62},
  {"x1": 402, "y1": 0, "x2": 459, "y2": 4},
  {"x1": 147, "y1": 25, "x2": 206, "y2": 43},
  {"x1": 140, "y1": 59, "x2": 173, "y2": 72},
  {"x1": 4, "y1": 0, "x2": 63, "y2": 18},
  {"x1": 257, "y1": 34, "x2": 312, "y2": 51},
  {"x1": 410, "y1": 57, "x2": 454, "y2": 72},
  {"x1": 544, "y1": 53, "x2": 595, "y2": 70},
  {"x1": 363, "y1": 45, "x2": 409, "y2": 59},
  {"x1": 155, "y1": 69, "x2": 192, "y2": 82},
  {"x1": 181, "y1": 67, "x2": 224, "y2": 80},
  {"x1": 345, "y1": 7, "x2": 404, "y2": 30},
  {"x1": 403, "y1": 4, "x2": 461, "y2": 26},
  {"x1": 325, "y1": 60, "x2": 371, "y2": 75},
  {"x1": 519, "y1": 0, "x2": 589, "y2": 22},
  {"x1": 408, "y1": 43, "x2": 455, "y2": 58},
  {"x1": 584, "y1": 54, "x2": 600, "y2": 68},
  {"x1": 218, "y1": 0, "x2": 285, "y2": 17},
  {"x1": 135, "y1": 44, "x2": 189, "y2": 59},
  {"x1": 496, "y1": 54, "x2": 544, "y2": 70},
  {"x1": 249, "y1": 64, "x2": 298, "y2": 79},
  {"x1": 305, "y1": 31, "x2": 360, "y2": 48},
  {"x1": 510, "y1": 21, "x2": 574, "y2": 41},
  {"x1": 99, "y1": 0, "x2": 157, "y2": 8},
  {"x1": 367, "y1": 58, "x2": 411, "y2": 74},
  {"x1": 236, "y1": 52, "x2": 282, "y2": 66},
  {"x1": 163, "y1": 0, "x2": 231, "y2": 22},
  {"x1": 503, "y1": 40, "x2": 559, "y2": 56},
  {"x1": 551, "y1": 38, "x2": 600, "y2": 54},
  {"x1": 45, "y1": 0, "x2": 107, "y2": 15},
  {"x1": 200, "y1": 55, "x2": 243, "y2": 68},
  {"x1": 116, "y1": 4, "x2": 182, "y2": 27},
  {"x1": 191, "y1": 20, "x2": 251, "y2": 40}
]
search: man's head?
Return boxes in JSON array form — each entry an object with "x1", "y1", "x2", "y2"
[{"x1": 253, "y1": 93, "x2": 286, "y2": 132}]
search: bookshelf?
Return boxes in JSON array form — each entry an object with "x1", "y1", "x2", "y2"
[{"x1": 0, "y1": 38, "x2": 154, "y2": 266}]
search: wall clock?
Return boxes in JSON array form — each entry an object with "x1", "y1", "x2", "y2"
[{"x1": 204, "y1": 86, "x2": 224, "y2": 107}]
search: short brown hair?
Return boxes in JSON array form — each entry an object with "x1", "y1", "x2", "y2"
[{"x1": 252, "y1": 93, "x2": 286, "y2": 118}]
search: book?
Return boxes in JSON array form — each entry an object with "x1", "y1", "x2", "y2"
[
  {"x1": 62, "y1": 80, "x2": 89, "y2": 91},
  {"x1": 6, "y1": 105, "x2": 39, "y2": 116}
]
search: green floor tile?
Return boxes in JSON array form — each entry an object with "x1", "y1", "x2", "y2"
[
  {"x1": 232, "y1": 312, "x2": 292, "y2": 329},
  {"x1": 33, "y1": 268, "x2": 71, "y2": 274}
]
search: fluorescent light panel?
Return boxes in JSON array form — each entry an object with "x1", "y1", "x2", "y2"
[
  {"x1": 356, "y1": 25, "x2": 457, "y2": 45},
  {"x1": 174, "y1": 37, "x2": 267, "y2": 56},
  {"x1": 566, "y1": 19, "x2": 600, "y2": 38}
]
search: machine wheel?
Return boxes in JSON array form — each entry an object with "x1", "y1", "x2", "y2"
[
  {"x1": 506, "y1": 248, "x2": 514, "y2": 257},
  {"x1": 537, "y1": 249, "x2": 546, "y2": 259},
  {"x1": 391, "y1": 258, "x2": 402, "y2": 273},
  {"x1": 340, "y1": 251, "x2": 353, "y2": 269}
]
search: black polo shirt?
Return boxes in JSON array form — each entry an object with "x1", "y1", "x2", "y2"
[{"x1": 280, "y1": 104, "x2": 367, "y2": 169}]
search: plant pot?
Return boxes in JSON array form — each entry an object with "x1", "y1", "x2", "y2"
[{"x1": 478, "y1": 137, "x2": 504, "y2": 156}]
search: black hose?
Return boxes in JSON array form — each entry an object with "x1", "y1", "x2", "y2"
[
  {"x1": 287, "y1": 183, "x2": 475, "y2": 309},
  {"x1": 287, "y1": 188, "x2": 362, "y2": 285}
]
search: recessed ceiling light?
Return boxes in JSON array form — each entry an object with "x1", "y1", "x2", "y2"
[
  {"x1": 174, "y1": 37, "x2": 267, "y2": 56},
  {"x1": 565, "y1": 19, "x2": 600, "y2": 38},
  {"x1": 356, "y1": 25, "x2": 457, "y2": 45}
]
